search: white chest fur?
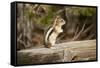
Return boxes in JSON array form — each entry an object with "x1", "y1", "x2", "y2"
[
  {"x1": 49, "y1": 32, "x2": 58, "y2": 46},
  {"x1": 49, "y1": 25, "x2": 64, "y2": 46}
]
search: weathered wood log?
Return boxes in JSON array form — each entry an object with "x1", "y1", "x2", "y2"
[{"x1": 17, "y1": 40, "x2": 96, "y2": 65}]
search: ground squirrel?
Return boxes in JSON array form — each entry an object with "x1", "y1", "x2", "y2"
[{"x1": 44, "y1": 16, "x2": 65, "y2": 49}]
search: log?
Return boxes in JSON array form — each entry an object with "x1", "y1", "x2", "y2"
[{"x1": 17, "y1": 40, "x2": 96, "y2": 65}]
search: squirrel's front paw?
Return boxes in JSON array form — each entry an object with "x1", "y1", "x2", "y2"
[{"x1": 50, "y1": 47, "x2": 56, "y2": 49}]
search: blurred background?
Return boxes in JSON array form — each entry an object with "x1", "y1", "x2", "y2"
[{"x1": 17, "y1": 3, "x2": 97, "y2": 50}]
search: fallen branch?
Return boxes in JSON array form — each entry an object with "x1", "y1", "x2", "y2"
[{"x1": 17, "y1": 40, "x2": 96, "y2": 65}]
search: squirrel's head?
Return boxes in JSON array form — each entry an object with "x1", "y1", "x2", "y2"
[
  {"x1": 53, "y1": 16, "x2": 65, "y2": 33},
  {"x1": 53, "y1": 16, "x2": 65, "y2": 27}
]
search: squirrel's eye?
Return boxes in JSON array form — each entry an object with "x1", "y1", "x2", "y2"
[{"x1": 60, "y1": 19, "x2": 64, "y2": 22}]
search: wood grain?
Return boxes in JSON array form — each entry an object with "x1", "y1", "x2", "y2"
[{"x1": 17, "y1": 40, "x2": 96, "y2": 65}]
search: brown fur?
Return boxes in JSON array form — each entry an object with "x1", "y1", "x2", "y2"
[
  {"x1": 44, "y1": 15, "x2": 65, "y2": 48},
  {"x1": 45, "y1": 42, "x2": 52, "y2": 48}
]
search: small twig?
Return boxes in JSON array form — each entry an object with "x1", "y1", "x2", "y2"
[
  {"x1": 72, "y1": 17, "x2": 89, "y2": 40},
  {"x1": 86, "y1": 34, "x2": 95, "y2": 40},
  {"x1": 83, "y1": 24, "x2": 94, "y2": 34},
  {"x1": 17, "y1": 33, "x2": 26, "y2": 48},
  {"x1": 72, "y1": 26, "x2": 79, "y2": 40},
  {"x1": 17, "y1": 33, "x2": 22, "y2": 41},
  {"x1": 19, "y1": 40, "x2": 26, "y2": 48},
  {"x1": 73, "y1": 22, "x2": 86, "y2": 40}
]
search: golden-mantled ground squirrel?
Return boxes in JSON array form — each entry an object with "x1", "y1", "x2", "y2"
[{"x1": 44, "y1": 16, "x2": 65, "y2": 49}]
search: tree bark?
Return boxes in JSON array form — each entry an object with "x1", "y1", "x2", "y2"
[{"x1": 17, "y1": 40, "x2": 96, "y2": 65}]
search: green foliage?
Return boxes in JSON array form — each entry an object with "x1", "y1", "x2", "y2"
[
  {"x1": 68, "y1": 7, "x2": 96, "y2": 16},
  {"x1": 81, "y1": 7, "x2": 96, "y2": 16},
  {"x1": 40, "y1": 15, "x2": 53, "y2": 25},
  {"x1": 39, "y1": 6, "x2": 56, "y2": 25},
  {"x1": 23, "y1": 4, "x2": 96, "y2": 26}
]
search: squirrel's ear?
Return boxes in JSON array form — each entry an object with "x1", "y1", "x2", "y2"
[
  {"x1": 56, "y1": 15, "x2": 61, "y2": 19},
  {"x1": 55, "y1": 16, "x2": 60, "y2": 22}
]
